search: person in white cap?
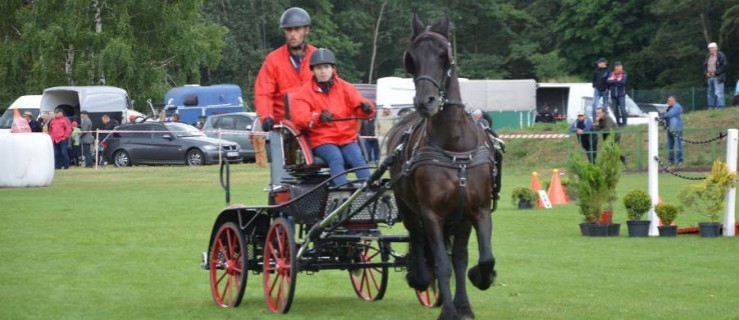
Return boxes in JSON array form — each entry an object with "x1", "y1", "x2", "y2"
[
  {"x1": 703, "y1": 42, "x2": 728, "y2": 109},
  {"x1": 471, "y1": 109, "x2": 489, "y2": 128}
]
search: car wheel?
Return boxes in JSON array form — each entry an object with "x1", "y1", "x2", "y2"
[
  {"x1": 186, "y1": 149, "x2": 204, "y2": 166},
  {"x1": 113, "y1": 150, "x2": 131, "y2": 167}
]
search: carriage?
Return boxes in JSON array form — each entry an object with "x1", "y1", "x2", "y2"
[{"x1": 200, "y1": 120, "x2": 441, "y2": 313}]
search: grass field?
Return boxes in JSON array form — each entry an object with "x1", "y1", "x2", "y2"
[{"x1": 1, "y1": 164, "x2": 738, "y2": 320}]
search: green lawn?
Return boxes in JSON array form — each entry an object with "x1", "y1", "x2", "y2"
[{"x1": 1, "y1": 165, "x2": 737, "y2": 319}]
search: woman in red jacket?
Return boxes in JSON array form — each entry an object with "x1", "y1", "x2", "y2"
[{"x1": 291, "y1": 48, "x2": 376, "y2": 185}]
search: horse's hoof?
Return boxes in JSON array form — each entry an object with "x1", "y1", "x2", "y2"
[
  {"x1": 437, "y1": 307, "x2": 460, "y2": 320},
  {"x1": 467, "y1": 265, "x2": 495, "y2": 290},
  {"x1": 455, "y1": 303, "x2": 475, "y2": 320},
  {"x1": 406, "y1": 272, "x2": 431, "y2": 291}
]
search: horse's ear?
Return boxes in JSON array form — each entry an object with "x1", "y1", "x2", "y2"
[
  {"x1": 430, "y1": 13, "x2": 451, "y2": 38},
  {"x1": 403, "y1": 51, "x2": 415, "y2": 75},
  {"x1": 412, "y1": 13, "x2": 425, "y2": 38}
]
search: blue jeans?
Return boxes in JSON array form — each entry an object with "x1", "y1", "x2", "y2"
[
  {"x1": 313, "y1": 142, "x2": 370, "y2": 185},
  {"x1": 666, "y1": 131, "x2": 683, "y2": 164},
  {"x1": 364, "y1": 138, "x2": 380, "y2": 163},
  {"x1": 54, "y1": 139, "x2": 70, "y2": 169},
  {"x1": 82, "y1": 143, "x2": 93, "y2": 167},
  {"x1": 706, "y1": 78, "x2": 725, "y2": 109},
  {"x1": 610, "y1": 95, "x2": 626, "y2": 126},
  {"x1": 592, "y1": 89, "x2": 609, "y2": 119}
]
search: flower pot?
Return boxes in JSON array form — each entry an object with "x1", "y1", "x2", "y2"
[
  {"x1": 589, "y1": 224, "x2": 609, "y2": 237},
  {"x1": 626, "y1": 220, "x2": 650, "y2": 237},
  {"x1": 517, "y1": 199, "x2": 533, "y2": 209},
  {"x1": 607, "y1": 223, "x2": 621, "y2": 236},
  {"x1": 600, "y1": 210, "x2": 613, "y2": 224},
  {"x1": 658, "y1": 225, "x2": 677, "y2": 237},
  {"x1": 579, "y1": 223, "x2": 590, "y2": 236},
  {"x1": 698, "y1": 222, "x2": 721, "y2": 237}
]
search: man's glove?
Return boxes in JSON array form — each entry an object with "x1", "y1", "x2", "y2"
[
  {"x1": 319, "y1": 111, "x2": 333, "y2": 123},
  {"x1": 360, "y1": 102, "x2": 373, "y2": 114},
  {"x1": 261, "y1": 117, "x2": 274, "y2": 131}
]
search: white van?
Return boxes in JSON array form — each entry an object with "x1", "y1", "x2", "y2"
[
  {"x1": 0, "y1": 95, "x2": 43, "y2": 134},
  {"x1": 40, "y1": 86, "x2": 133, "y2": 131},
  {"x1": 536, "y1": 83, "x2": 649, "y2": 125}
]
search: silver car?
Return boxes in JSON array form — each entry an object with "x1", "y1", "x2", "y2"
[{"x1": 202, "y1": 112, "x2": 256, "y2": 162}]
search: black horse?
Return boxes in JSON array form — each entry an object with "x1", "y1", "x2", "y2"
[{"x1": 385, "y1": 13, "x2": 497, "y2": 320}]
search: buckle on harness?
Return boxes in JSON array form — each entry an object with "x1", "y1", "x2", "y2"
[{"x1": 459, "y1": 177, "x2": 467, "y2": 187}]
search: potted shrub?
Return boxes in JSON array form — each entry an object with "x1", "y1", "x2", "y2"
[
  {"x1": 654, "y1": 203, "x2": 679, "y2": 237},
  {"x1": 568, "y1": 153, "x2": 608, "y2": 236},
  {"x1": 596, "y1": 137, "x2": 622, "y2": 236},
  {"x1": 623, "y1": 189, "x2": 652, "y2": 237},
  {"x1": 678, "y1": 160, "x2": 736, "y2": 237},
  {"x1": 560, "y1": 177, "x2": 577, "y2": 201},
  {"x1": 510, "y1": 186, "x2": 538, "y2": 209}
]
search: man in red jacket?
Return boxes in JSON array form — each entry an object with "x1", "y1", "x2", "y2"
[
  {"x1": 254, "y1": 7, "x2": 316, "y2": 185},
  {"x1": 292, "y1": 48, "x2": 375, "y2": 185},
  {"x1": 254, "y1": 7, "x2": 316, "y2": 130},
  {"x1": 49, "y1": 108, "x2": 73, "y2": 169}
]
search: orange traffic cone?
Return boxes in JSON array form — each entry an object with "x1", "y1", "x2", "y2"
[
  {"x1": 547, "y1": 169, "x2": 569, "y2": 205},
  {"x1": 530, "y1": 171, "x2": 543, "y2": 208}
]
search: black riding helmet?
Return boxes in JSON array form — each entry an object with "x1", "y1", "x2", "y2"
[
  {"x1": 279, "y1": 7, "x2": 311, "y2": 28},
  {"x1": 310, "y1": 48, "x2": 336, "y2": 68}
]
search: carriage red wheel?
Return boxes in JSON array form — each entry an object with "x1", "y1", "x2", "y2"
[
  {"x1": 349, "y1": 240, "x2": 388, "y2": 301},
  {"x1": 415, "y1": 278, "x2": 440, "y2": 307},
  {"x1": 209, "y1": 222, "x2": 247, "y2": 307},
  {"x1": 263, "y1": 217, "x2": 297, "y2": 314}
]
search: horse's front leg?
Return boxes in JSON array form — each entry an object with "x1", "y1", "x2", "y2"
[
  {"x1": 398, "y1": 200, "x2": 432, "y2": 291},
  {"x1": 451, "y1": 220, "x2": 474, "y2": 319},
  {"x1": 468, "y1": 207, "x2": 496, "y2": 290},
  {"x1": 422, "y1": 211, "x2": 457, "y2": 320}
]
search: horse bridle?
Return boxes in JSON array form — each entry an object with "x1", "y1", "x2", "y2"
[{"x1": 403, "y1": 31, "x2": 463, "y2": 107}]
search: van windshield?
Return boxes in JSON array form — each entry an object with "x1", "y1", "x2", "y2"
[{"x1": 0, "y1": 108, "x2": 39, "y2": 130}]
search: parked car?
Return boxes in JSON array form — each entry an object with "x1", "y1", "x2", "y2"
[
  {"x1": 201, "y1": 112, "x2": 256, "y2": 162},
  {"x1": 101, "y1": 122, "x2": 241, "y2": 167},
  {"x1": 0, "y1": 95, "x2": 42, "y2": 134}
]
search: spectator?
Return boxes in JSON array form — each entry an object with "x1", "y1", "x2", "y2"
[
  {"x1": 592, "y1": 57, "x2": 610, "y2": 119},
  {"x1": 171, "y1": 113, "x2": 181, "y2": 123},
  {"x1": 660, "y1": 95, "x2": 683, "y2": 166},
  {"x1": 250, "y1": 118, "x2": 267, "y2": 167},
  {"x1": 593, "y1": 107, "x2": 626, "y2": 165},
  {"x1": 79, "y1": 111, "x2": 94, "y2": 167},
  {"x1": 24, "y1": 111, "x2": 42, "y2": 132},
  {"x1": 41, "y1": 112, "x2": 52, "y2": 133},
  {"x1": 733, "y1": 80, "x2": 739, "y2": 107},
  {"x1": 535, "y1": 105, "x2": 555, "y2": 123},
  {"x1": 471, "y1": 109, "x2": 489, "y2": 128},
  {"x1": 703, "y1": 42, "x2": 728, "y2": 110},
  {"x1": 360, "y1": 117, "x2": 379, "y2": 165},
  {"x1": 569, "y1": 111, "x2": 597, "y2": 163},
  {"x1": 607, "y1": 61, "x2": 628, "y2": 126},
  {"x1": 100, "y1": 114, "x2": 119, "y2": 144},
  {"x1": 49, "y1": 108, "x2": 72, "y2": 169},
  {"x1": 70, "y1": 121, "x2": 81, "y2": 166},
  {"x1": 291, "y1": 48, "x2": 375, "y2": 186}
]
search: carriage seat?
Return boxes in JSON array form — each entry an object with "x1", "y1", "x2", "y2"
[{"x1": 279, "y1": 120, "x2": 368, "y2": 179}]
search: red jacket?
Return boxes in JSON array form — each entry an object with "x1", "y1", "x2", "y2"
[
  {"x1": 49, "y1": 116, "x2": 72, "y2": 143},
  {"x1": 254, "y1": 44, "x2": 317, "y2": 123},
  {"x1": 291, "y1": 76, "x2": 376, "y2": 149}
]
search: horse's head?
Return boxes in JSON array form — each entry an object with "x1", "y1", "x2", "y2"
[{"x1": 404, "y1": 13, "x2": 455, "y2": 118}]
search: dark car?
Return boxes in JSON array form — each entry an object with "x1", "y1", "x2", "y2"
[
  {"x1": 201, "y1": 112, "x2": 256, "y2": 161},
  {"x1": 101, "y1": 122, "x2": 241, "y2": 167}
]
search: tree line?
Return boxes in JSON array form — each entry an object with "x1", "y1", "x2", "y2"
[{"x1": 1, "y1": 0, "x2": 737, "y2": 111}]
